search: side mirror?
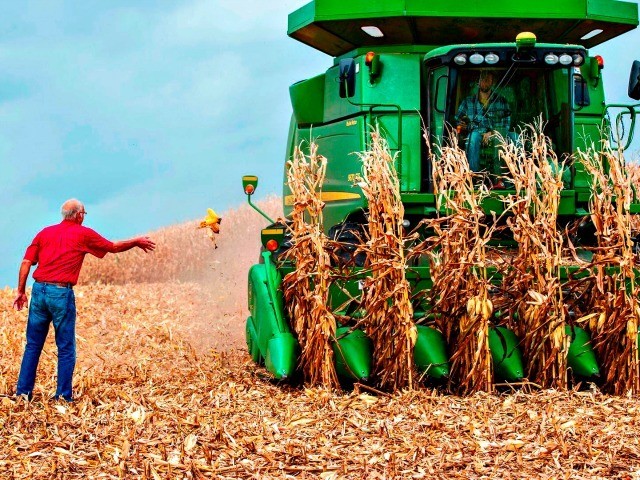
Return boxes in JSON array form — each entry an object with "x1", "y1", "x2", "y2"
[
  {"x1": 629, "y1": 60, "x2": 640, "y2": 100},
  {"x1": 573, "y1": 73, "x2": 590, "y2": 108},
  {"x1": 339, "y1": 58, "x2": 356, "y2": 98},
  {"x1": 242, "y1": 175, "x2": 258, "y2": 195}
]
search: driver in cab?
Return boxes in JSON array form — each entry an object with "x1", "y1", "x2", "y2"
[{"x1": 455, "y1": 70, "x2": 511, "y2": 172}]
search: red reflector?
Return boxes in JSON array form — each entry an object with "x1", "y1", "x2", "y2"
[
  {"x1": 266, "y1": 239, "x2": 279, "y2": 252},
  {"x1": 245, "y1": 184, "x2": 255, "y2": 195},
  {"x1": 365, "y1": 51, "x2": 375, "y2": 66},
  {"x1": 595, "y1": 55, "x2": 604, "y2": 68}
]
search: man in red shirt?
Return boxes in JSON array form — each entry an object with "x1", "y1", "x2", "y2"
[{"x1": 13, "y1": 198, "x2": 156, "y2": 402}]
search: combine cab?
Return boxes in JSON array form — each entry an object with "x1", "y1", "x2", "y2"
[{"x1": 244, "y1": 0, "x2": 640, "y2": 388}]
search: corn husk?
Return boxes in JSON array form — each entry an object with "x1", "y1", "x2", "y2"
[
  {"x1": 577, "y1": 140, "x2": 639, "y2": 395},
  {"x1": 421, "y1": 132, "x2": 494, "y2": 394},
  {"x1": 356, "y1": 129, "x2": 416, "y2": 391},
  {"x1": 498, "y1": 120, "x2": 568, "y2": 389},
  {"x1": 282, "y1": 142, "x2": 340, "y2": 389}
]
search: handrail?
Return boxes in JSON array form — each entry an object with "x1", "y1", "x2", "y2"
[
  {"x1": 342, "y1": 78, "x2": 404, "y2": 178},
  {"x1": 604, "y1": 103, "x2": 640, "y2": 151}
]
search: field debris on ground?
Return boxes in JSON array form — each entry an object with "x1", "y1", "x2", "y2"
[{"x1": 3, "y1": 285, "x2": 640, "y2": 479}]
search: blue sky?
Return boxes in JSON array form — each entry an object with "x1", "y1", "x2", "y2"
[{"x1": 1, "y1": 0, "x2": 639, "y2": 287}]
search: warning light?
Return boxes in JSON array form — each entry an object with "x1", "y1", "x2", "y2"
[
  {"x1": 595, "y1": 55, "x2": 604, "y2": 69},
  {"x1": 515, "y1": 32, "x2": 537, "y2": 50},
  {"x1": 245, "y1": 184, "x2": 255, "y2": 195},
  {"x1": 266, "y1": 239, "x2": 279, "y2": 252},
  {"x1": 365, "y1": 51, "x2": 376, "y2": 66},
  {"x1": 364, "y1": 51, "x2": 380, "y2": 82}
]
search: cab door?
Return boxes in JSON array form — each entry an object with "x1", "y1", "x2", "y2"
[{"x1": 425, "y1": 65, "x2": 449, "y2": 191}]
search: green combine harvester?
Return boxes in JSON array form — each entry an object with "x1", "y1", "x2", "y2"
[{"x1": 243, "y1": 0, "x2": 640, "y2": 385}]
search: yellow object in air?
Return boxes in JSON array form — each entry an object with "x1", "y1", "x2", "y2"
[
  {"x1": 199, "y1": 208, "x2": 221, "y2": 237},
  {"x1": 203, "y1": 208, "x2": 220, "y2": 225}
]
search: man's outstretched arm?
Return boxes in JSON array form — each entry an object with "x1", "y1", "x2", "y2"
[
  {"x1": 110, "y1": 236, "x2": 156, "y2": 253},
  {"x1": 13, "y1": 259, "x2": 33, "y2": 311}
]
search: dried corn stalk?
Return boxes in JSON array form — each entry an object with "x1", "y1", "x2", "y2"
[
  {"x1": 426, "y1": 134, "x2": 494, "y2": 394},
  {"x1": 282, "y1": 143, "x2": 339, "y2": 389},
  {"x1": 629, "y1": 162, "x2": 640, "y2": 236},
  {"x1": 357, "y1": 129, "x2": 416, "y2": 391},
  {"x1": 578, "y1": 142, "x2": 639, "y2": 395},
  {"x1": 499, "y1": 121, "x2": 568, "y2": 389}
]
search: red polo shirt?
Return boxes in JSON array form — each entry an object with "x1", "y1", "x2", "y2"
[{"x1": 24, "y1": 220, "x2": 116, "y2": 285}]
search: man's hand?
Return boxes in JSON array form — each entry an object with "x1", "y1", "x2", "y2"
[
  {"x1": 136, "y1": 236, "x2": 156, "y2": 253},
  {"x1": 13, "y1": 292, "x2": 28, "y2": 311},
  {"x1": 482, "y1": 131, "x2": 493, "y2": 146}
]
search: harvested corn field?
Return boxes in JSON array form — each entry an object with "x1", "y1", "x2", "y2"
[{"x1": 2, "y1": 199, "x2": 640, "y2": 479}]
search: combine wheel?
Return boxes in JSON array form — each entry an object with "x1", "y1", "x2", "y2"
[{"x1": 329, "y1": 221, "x2": 367, "y2": 267}]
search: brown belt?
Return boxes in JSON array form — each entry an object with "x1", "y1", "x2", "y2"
[{"x1": 38, "y1": 281, "x2": 73, "y2": 289}]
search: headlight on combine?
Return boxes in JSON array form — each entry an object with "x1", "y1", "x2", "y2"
[
  {"x1": 454, "y1": 54, "x2": 467, "y2": 65},
  {"x1": 484, "y1": 53, "x2": 499, "y2": 64},
  {"x1": 572, "y1": 54, "x2": 584, "y2": 66},
  {"x1": 469, "y1": 53, "x2": 484, "y2": 65},
  {"x1": 545, "y1": 53, "x2": 559, "y2": 65},
  {"x1": 559, "y1": 54, "x2": 573, "y2": 66}
]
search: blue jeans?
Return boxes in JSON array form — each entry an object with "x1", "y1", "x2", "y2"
[
  {"x1": 465, "y1": 130, "x2": 518, "y2": 172},
  {"x1": 16, "y1": 282, "x2": 76, "y2": 401},
  {"x1": 465, "y1": 130, "x2": 483, "y2": 172}
]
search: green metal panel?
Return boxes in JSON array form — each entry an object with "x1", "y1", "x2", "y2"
[
  {"x1": 566, "y1": 325, "x2": 600, "y2": 378},
  {"x1": 334, "y1": 327, "x2": 373, "y2": 380},
  {"x1": 375, "y1": 113, "x2": 422, "y2": 192},
  {"x1": 414, "y1": 325, "x2": 450, "y2": 379},
  {"x1": 290, "y1": 74, "x2": 326, "y2": 125},
  {"x1": 286, "y1": 119, "x2": 366, "y2": 232},
  {"x1": 265, "y1": 334, "x2": 298, "y2": 379},
  {"x1": 360, "y1": 54, "x2": 421, "y2": 110},
  {"x1": 289, "y1": 0, "x2": 638, "y2": 56},
  {"x1": 573, "y1": 58, "x2": 607, "y2": 191},
  {"x1": 489, "y1": 326, "x2": 525, "y2": 382},
  {"x1": 247, "y1": 256, "x2": 299, "y2": 379}
]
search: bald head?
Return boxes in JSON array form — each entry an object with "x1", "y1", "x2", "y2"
[{"x1": 61, "y1": 199, "x2": 86, "y2": 222}]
